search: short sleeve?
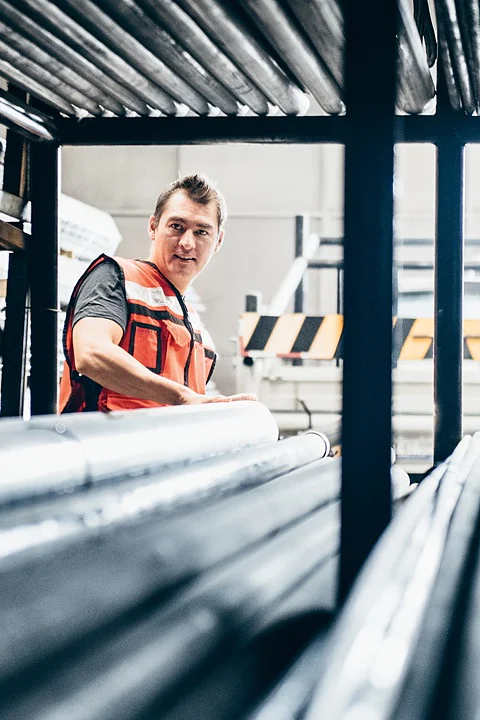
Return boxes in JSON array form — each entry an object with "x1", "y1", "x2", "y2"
[{"x1": 72, "y1": 262, "x2": 128, "y2": 334}]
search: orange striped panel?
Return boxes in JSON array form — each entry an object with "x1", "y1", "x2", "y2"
[
  {"x1": 263, "y1": 313, "x2": 306, "y2": 354},
  {"x1": 308, "y1": 314, "x2": 344, "y2": 360},
  {"x1": 398, "y1": 318, "x2": 434, "y2": 360}
]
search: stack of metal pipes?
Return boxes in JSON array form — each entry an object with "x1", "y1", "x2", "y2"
[
  {"x1": 247, "y1": 432, "x2": 480, "y2": 720},
  {"x1": 0, "y1": 402, "x2": 340, "y2": 719}
]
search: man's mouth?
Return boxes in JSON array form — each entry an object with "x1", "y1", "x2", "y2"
[{"x1": 173, "y1": 254, "x2": 196, "y2": 263}]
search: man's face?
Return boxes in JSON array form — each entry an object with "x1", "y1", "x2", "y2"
[{"x1": 148, "y1": 190, "x2": 223, "y2": 294}]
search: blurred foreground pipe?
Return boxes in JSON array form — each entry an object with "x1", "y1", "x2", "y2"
[
  {"x1": 0, "y1": 403, "x2": 278, "y2": 503},
  {"x1": 304, "y1": 435, "x2": 479, "y2": 720},
  {"x1": 436, "y1": 0, "x2": 476, "y2": 113},
  {"x1": 0, "y1": 458, "x2": 338, "y2": 685},
  {"x1": 1, "y1": 502, "x2": 339, "y2": 718}
]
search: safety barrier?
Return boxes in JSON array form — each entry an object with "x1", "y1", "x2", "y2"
[{"x1": 240, "y1": 313, "x2": 480, "y2": 361}]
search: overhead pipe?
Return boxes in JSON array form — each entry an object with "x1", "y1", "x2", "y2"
[
  {"x1": 436, "y1": 0, "x2": 476, "y2": 113},
  {"x1": 77, "y1": 0, "x2": 240, "y2": 115},
  {"x1": 241, "y1": 0, "x2": 344, "y2": 115},
  {"x1": 0, "y1": 89, "x2": 57, "y2": 141},
  {"x1": 280, "y1": 0, "x2": 343, "y2": 89},
  {"x1": 0, "y1": 402, "x2": 278, "y2": 504},
  {"x1": 0, "y1": 0, "x2": 177, "y2": 118},
  {"x1": 285, "y1": 0, "x2": 434, "y2": 114},
  {"x1": 397, "y1": 0, "x2": 436, "y2": 113},
  {"x1": 456, "y1": 0, "x2": 480, "y2": 111},
  {"x1": 0, "y1": 39, "x2": 102, "y2": 116},
  {"x1": 136, "y1": 0, "x2": 270, "y2": 115},
  {"x1": 177, "y1": 0, "x2": 310, "y2": 115},
  {"x1": 0, "y1": 61, "x2": 77, "y2": 115},
  {"x1": 16, "y1": 0, "x2": 190, "y2": 116},
  {"x1": 0, "y1": 19, "x2": 127, "y2": 116},
  {"x1": 0, "y1": 432, "x2": 331, "y2": 558}
]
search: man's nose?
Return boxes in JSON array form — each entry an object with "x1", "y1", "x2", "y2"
[{"x1": 179, "y1": 230, "x2": 195, "y2": 250}]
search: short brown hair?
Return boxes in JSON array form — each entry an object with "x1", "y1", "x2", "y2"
[{"x1": 153, "y1": 173, "x2": 227, "y2": 234}]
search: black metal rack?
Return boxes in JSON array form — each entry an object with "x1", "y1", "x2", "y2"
[{"x1": 0, "y1": 0, "x2": 474, "y2": 600}]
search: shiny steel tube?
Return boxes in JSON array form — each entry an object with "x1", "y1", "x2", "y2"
[
  {"x1": 242, "y1": 0, "x2": 344, "y2": 115},
  {"x1": 0, "y1": 0, "x2": 176, "y2": 118},
  {"x1": 0, "y1": 39, "x2": 102, "y2": 116},
  {"x1": 458, "y1": 0, "x2": 480, "y2": 110},
  {"x1": 282, "y1": 0, "x2": 343, "y2": 89},
  {"x1": 85, "y1": 0, "x2": 240, "y2": 115},
  {"x1": 0, "y1": 89, "x2": 56, "y2": 141},
  {"x1": 17, "y1": 0, "x2": 183, "y2": 115},
  {"x1": 397, "y1": 0, "x2": 436, "y2": 113},
  {"x1": 0, "y1": 61, "x2": 76, "y2": 115},
  {"x1": 304, "y1": 435, "x2": 480, "y2": 720},
  {"x1": 137, "y1": 0, "x2": 270, "y2": 115},
  {"x1": 0, "y1": 466, "x2": 339, "y2": 698},
  {"x1": 436, "y1": 0, "x2": 476, "y2": 113},
  {"x1": 438, "y1": 26, "x2": 463, "y2": 112},
  {"x1": 0, "y1": 403, "x2": 279, "y2": 504},
  {"x1": 177, "y1": 0, "x2": 310, "y2": 115},
  {"x1": 0, "y1": 19, "x2": 126, "y2": 116},
  {"x1": 0, "y1": 432, "x2": 330, "y2": 558}
]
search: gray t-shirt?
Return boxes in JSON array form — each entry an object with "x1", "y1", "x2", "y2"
[{"x1": 72, "y1": 261, "x2": 128, "y2": 332}]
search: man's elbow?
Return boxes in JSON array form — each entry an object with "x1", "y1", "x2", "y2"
[{"x1": 74, "y1": 344, "x2": 104, "y2": 378}]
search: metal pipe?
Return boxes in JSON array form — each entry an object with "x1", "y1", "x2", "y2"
[
  {"x1": 17, "y1": 0, "x2": 186, "y2": 116},
  {"x1": 460, "y1": 0, "x2": 480, "y2": 111},
  {"x1": 0, "y1": 0, "x2": 178, "y2": 118},
  {"x1": 0, "y1": 89, "x2": 56, "y2": 142},
  {"x1": 434, "y1": 140, "x2": 464, "y2": 463},
  {"x1": 136, "y1": 0, "x2": 270, "y2": 115},
  {"x1": 0, "y1": 499, "x2": 339, "y2": 710},
  {"x1": 0, "y1": 62, "x2": 76, "y2": 116},
  {"x1": 0, "y1": 458, "x2": 338, "y2": 683},
  {"x1": 177, "y1": 0, "x2": 310, "y2": 115},
  {"x1": 0, "y1": 40, "x2": 102, "y2": 116},
  {"x1": 29, "y1": 142, "x2": 59, "y2": 416},
  {"x1": 305, "y1": 435, "x2": 478, "y2": 719},
  {"x1": 0, "y1": 402, "x2": 278, "y2": 502},
  {"x1": 397, "y1": 0, "x2": 436, "y2": 113},
  {"x1": 340, "y1": 0, "x2": 396, "y2": 602},
  {"x1": 436, "y1": 0, "x2": 476, "y2": 113},
  {"x1": 0, "y1": 433, "x2": 331, "y2": 557},
  {"x1": 76, "y1": 0, "x2": 240, "y2": 115},
  {"x1": 267, "y1": 232, "x2": 319, "y2": 315},
  {"x1": 0, "y1": 20, "x2": 124, "y2": 116},
  {"x1": 242, "y1": 0, "x2": 344, "y2": 115},
  {"x1": 283, "y1": 0, "x2": 343, "y2": 89}
]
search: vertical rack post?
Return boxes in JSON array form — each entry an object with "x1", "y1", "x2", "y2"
[
  {"x1": 340, "y1": 0, "x2": 397, "y2": 600},
  {"x1": 29, "y1": 141, "x2": 59, "y2": 415}
]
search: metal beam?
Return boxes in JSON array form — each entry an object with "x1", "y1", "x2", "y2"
[
  {"x1": 0, "y1": 218, "x2": 25, "y2": 251},
  {"x1": 340, "y1": 0, "x2": 397, "y2": 602},
  {"x1": 55, "y1": 115, "x2": 480, "y2": 147},
  {"x1": 29, "y1": 142, "x2": 59, "y2": 415}
]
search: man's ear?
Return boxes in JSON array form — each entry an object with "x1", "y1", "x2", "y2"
[
  {"x1": 214, "y1": 230, "x2": 225, "y2": 253},
  {"x1": 148, "y1": 215, "x2": 157, "y2": 238}
]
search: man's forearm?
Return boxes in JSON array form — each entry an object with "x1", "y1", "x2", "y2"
[{"x1": 75, "y1": 342, "x2": 193, "y2": 405}]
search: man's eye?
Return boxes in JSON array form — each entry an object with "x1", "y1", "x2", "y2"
[
  {"x1": 196, "y1": 229, "x2": 208, "y2": 236},
  {"x1": 171, "y1": 223, "x2": 183, "y2": 231}
]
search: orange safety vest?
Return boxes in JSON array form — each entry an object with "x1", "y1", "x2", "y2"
[{"x1": 59, "y1": 254, "x2": 217, "y2": 412}]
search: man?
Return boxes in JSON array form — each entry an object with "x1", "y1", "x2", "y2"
[{"x1": 59, "y1": 173, "x2": 254, "y2": 412}]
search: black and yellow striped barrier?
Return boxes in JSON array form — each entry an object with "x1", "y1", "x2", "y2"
[{"x1": 239, "y1": 314, "x2": 480, "y2": 361}]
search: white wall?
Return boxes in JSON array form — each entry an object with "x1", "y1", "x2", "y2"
[
  {"x1": 61, "y1": 140, "x2": 480, "y2": 393},
  {"x1": 61, "y1": 142, "x2": 340, "y2": 393}
]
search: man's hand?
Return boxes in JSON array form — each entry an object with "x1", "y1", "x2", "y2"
[{"x1": 179, "y1": 388, "x2": 257, "y2": 404}]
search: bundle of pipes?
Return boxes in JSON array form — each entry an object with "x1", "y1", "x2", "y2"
[
  {"x1": 436, "y1": 0, "x2": 480, "y2": 114},
  {"x1": 0, "y1": 0, "x2": 435, "y2": 125},
  {"x1": 246, "y1": 433, "x2": 480, "y2": 720},
  {"x1": 0, "y1": 403, "x2": 340, "y2": 718}
]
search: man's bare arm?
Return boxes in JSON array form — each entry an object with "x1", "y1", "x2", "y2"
[{"x1": 73, "y1": 317, "x2": 255, "y2": 405}]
